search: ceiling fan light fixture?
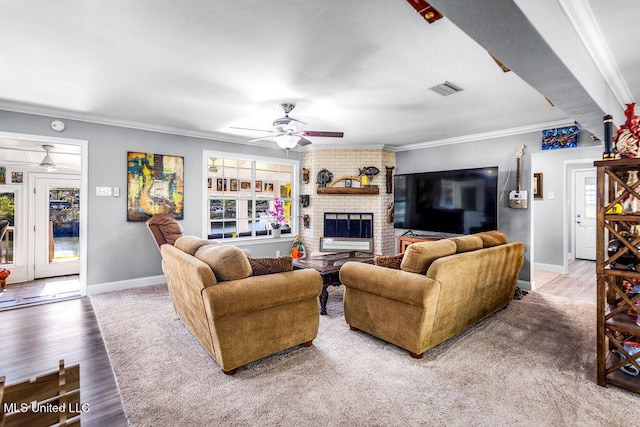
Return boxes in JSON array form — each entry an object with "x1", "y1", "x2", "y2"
[
  {"x1": 274, "y1": 135, "x2": 300, "y2": 150},
  {"x1": 39, "y1": 144, "x2": 57, "y2": 171}
]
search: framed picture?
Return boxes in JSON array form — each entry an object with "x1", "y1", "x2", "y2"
[
  {"x1": 240, "y1": 180, "x2": 251, "y2": 190},
  {"x1": 127, "y1": 152, "x2": 184, "y2": 221},
  {"x1": 0, "y1": 167, "x2": 5, "y2": 184},
  {"x1": 230, "y1": 179, "x2": 238, "y2": 191},
  {"x1": 541, "y1": 126, "x2": 578, "y2": 150},
  {"x1": 216, "y1": 178, "x2": 227, "y2": 191},
  {"x1": 11, "y1": 172, "x2": 23, "y2": 184},
  {"x1": 207, "y1": 178, "x2": 212, "y2": 189},
  {"x1": 533, "y1": 172, "x2": 543, "y2": 199},
  {"x1": 264, "y1": 182, "x2": 274, "y2": 192},
  {"x1": 255, "y1": 180, "x2": 262, "y2": 192}
]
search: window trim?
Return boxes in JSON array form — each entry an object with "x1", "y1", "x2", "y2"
[{"x1": 202, "y1": 150, "x2": 299, "y2": 241}]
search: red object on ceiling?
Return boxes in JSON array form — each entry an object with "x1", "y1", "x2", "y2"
[{"x1": 406, "y1": 0, "x2": 443, "y2": 23}]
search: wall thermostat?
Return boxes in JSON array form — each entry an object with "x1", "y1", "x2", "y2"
[{"x1": 51, "y1": 120, "x2": 65, "y2": 132}]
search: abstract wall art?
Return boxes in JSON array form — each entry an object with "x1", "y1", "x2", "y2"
[{"x1": 127, "y1": 152, "x2": 184, "y2": 221}]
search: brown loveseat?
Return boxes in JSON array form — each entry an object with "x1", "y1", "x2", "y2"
[
  {"x1": 339, "y1": 231, "x2": 525, "y2": 358},
  {"x1": 160, "y1": 235, "x2": 323, "y2": 374}
]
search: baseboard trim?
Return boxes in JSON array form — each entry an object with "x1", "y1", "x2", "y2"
[
  {"x1": 88, "y1": 275, "x2": 166, "y2": 296},
  {"x1": 534, "y1": 263, "x2": 568, "y2": 274}
]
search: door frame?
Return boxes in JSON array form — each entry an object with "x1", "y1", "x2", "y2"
[
  {"x1": 31, "y1": 174, "x2": 81, "y2": 279},
  {"x1": 563, "y1": 158, "x2": 599, "y2": 274},
  {"x1": 571, "y1": 166, "x2": 597, "y2": 260},
  {"x1": 0, "y1": 131, "x2": 88, "y2": 296}
]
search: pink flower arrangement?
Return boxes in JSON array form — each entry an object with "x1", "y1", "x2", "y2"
[{"x1": 266, "y1": 197, "x2": 285, "y2": 229}]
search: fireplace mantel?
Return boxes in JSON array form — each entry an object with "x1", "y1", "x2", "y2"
[{"x1": 316, "y1": 187, "x2": 379, "y2": 195}]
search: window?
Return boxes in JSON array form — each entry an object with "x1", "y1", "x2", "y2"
[{"x1": 205, "y1": 152, "x2": 297, "y2": 240}]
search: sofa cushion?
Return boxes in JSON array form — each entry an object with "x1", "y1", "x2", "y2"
[
  {"x1": 474, "y1": 230, "x2": 508, "y2": 248},
  {"x1": 400, "y1": 239, "x2": 457, "y2": 274},
  {"x1": 174, "y1": 235, "x2": 218, "y2": 256},
  {"x1": 449, "y1": 235, "x2": 483, "y2": 253},
  {"x1": 195, "y1": 245, "x2": 252, "y2": 281},
  {"x1": 374, "y1": 253, "x2": 404, "y2": 269},
  {"x1": 247, "y1": 256, "x2": 293, "y2": 276}
]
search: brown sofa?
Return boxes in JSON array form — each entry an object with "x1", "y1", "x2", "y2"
[
  {"x1": 160, "y1": 235, "x2": 323, "y2": 374},
  {"x1": 339, "y1": 231, "x2": 525, "y2": 358}
]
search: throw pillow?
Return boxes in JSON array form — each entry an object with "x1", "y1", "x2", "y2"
[
  {"x1": 474, "y1": 230, "x2": 508, "y2": 248},
  {"x1": 400, "y1": 239, "x2": 457, "y2": 274},
  {"x1": 195, "y1": 245, "x2": 252, "y2": 281},
  {"x1": 449, "y1": 235, "x2": 483, "y2": 253},
  {"x1": 248, "y1": 256, "x2": 294, "y2": 276},
  {"x1": 374, "y1": 253, "x2": 404, "y2": 269},
  {"x1": 174, "y1": 235, "x2": 218, "y2": 256}
]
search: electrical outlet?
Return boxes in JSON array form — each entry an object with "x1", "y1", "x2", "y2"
[
  {"x1": 276, "y1": 250, "x2": 281, "y2": 257},
  {"x1": 113, "y1": 187, "x2": 120, "y2": 197},
  {"x1": 548, "y1": 192, "x2": 555, "y2": 200}
]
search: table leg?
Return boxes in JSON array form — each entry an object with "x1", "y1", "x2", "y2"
[{"x1": 319, "y1": 285, "x2": 329, "y2": 315}]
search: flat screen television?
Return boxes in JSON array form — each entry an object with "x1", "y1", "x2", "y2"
[{"x1": 394, "y1": 166, "x2": 498, "y2": 235}]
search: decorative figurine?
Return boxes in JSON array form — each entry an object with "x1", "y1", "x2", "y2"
[
  {"x1": 290, "y1": 235, "x2": 306, "y2": 258},
  {"x1": 615, "y1": 103, "x2": 640, "y2": 159},
  {"x1": 0, "y1": 268, "x2": 10, "y2": 289},
  {"x1": 316, "y1": 169, "x2": 333, "y2": 188},
  {"x1": 386, "y1": 166, "x2": 394, "y2": 194},
  {"x1": 302, "y1": 168, "x2": 310, "y2": 184},
  {"x1": 357, "y1": 166, "x2": 380, "y2": 187}
]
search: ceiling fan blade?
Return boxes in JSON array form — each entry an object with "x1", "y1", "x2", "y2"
[
  {"x1": 230, "y1": 126, "x2": 276, "y2": 133},
  {"x1": 301, "y1": 131, "x2": 344, "y2": 138},
  {"x1": 297, "y1": 137, "x2": 313, "y2": 146},
  {"x1": 287, "y1": 116, "x2": 307, "y2": 126},
  {"x1": 248, "y1": 133, "x2": 284, "y2": 142}
]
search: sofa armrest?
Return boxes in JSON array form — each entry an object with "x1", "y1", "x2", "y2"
[
  {"x1": 203, "y1": 269, "x2": 323, "y2": 319},
  {"x1": 339, "y1": 262, "x2": 440, "y2": 307}
]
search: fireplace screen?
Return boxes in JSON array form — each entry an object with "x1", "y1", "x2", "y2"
[{"x1": 324, "y1": 213, "x2": 373, "y2": 238}]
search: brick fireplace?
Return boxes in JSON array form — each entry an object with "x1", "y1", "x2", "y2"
[{"x1": 300, "y1": 149, "x2": 396, "y2": 255}]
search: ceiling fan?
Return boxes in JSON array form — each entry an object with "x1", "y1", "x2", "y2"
[
  {"x1": 231, "y1": 103, "x2": 344, "y2": 150},
  {"x1": 0, "y1": 144, "x2": 78, "y2": 171}
]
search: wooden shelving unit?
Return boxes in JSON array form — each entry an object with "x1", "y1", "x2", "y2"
[
  {"x1": 316, "y1": 186, "x2": 379, "y2": 195},
  {"x1": 595, "y1": 158, "x2": 640, "y2": 392}
]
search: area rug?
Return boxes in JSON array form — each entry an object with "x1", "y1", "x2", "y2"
[{"x1": 91, "y1": 285, "x2": 640, "y2": 426}]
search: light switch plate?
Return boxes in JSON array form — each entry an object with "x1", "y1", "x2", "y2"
[
  {"x1": 96, "y1": 186, "x2": 112, "y2": 197},
  {"x1": 113, "y1": 187, "x2": 120, "y2": 197}
]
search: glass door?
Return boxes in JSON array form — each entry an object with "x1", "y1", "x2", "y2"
[{"x1": 34, "y1": 177, "x2": 80, "y2": 279}]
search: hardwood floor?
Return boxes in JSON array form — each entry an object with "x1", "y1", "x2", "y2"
[
  {"x1": 0, "y1": 297, "x2": 128, "y2": 426},
  {"x1": 536, "y1": 258, "x2": 596, "y2": 304}
]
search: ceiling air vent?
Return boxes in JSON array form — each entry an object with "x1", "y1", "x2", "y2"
[{"x1": 428, "y1": 81, "x2": 464, "y2": 96}]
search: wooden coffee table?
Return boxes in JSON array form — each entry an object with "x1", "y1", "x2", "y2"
[{"x1": 293, "y1": 251, "x2": 376, "y2": 315}]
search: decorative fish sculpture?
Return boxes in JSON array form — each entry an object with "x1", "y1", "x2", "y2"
[{"x1": 357, "y1": 166, "x2": 380, "y2": 177}]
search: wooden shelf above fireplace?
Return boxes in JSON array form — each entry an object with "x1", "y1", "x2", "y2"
[{"x1": 316, "y1": 187, "x2": 380, "y2": 195}]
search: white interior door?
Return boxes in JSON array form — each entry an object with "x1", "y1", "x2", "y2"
[
  {"x1": 34, "y1": 177, "x2": 81, "y2": 279},
  {"x1": 575, "y1": 169, "x2": 596, "y2": 260}
]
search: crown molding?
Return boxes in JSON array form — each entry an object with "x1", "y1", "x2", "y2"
[
  {"x1": 557, "y1": 0, "x2": 633, "y2": 107},
  {"x1": 0, "y1": 101, "x2": 263, "y2": 146},
  {"x1": 394, "y1": 119, "x2": 575, "y2": 152}
]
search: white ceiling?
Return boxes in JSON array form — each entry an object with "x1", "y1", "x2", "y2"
[{"x1": 0, "y1": 0, "x2": 636, "y2": 157}]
